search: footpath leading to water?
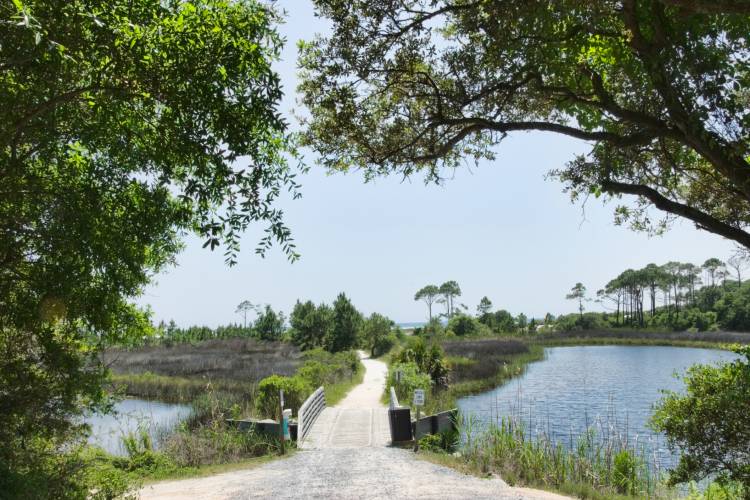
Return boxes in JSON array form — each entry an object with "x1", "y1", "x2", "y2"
[{"x1": 139, "y1": 352, "x2": 568, "y2": 500}]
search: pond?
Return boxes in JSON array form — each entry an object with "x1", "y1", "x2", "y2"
[
  {"x1": 85, "y1": 398, "x2": 192, "y2": 456},
  {"x1": 456, "y1": 345, "x2": 739, "y2": 471}
]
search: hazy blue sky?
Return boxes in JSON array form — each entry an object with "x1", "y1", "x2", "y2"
[{"x1": 137, "y1": 1, "x2": 735, "y2": 327}]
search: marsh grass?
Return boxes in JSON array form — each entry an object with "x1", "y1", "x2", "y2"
[
  {"x1": 458, "y1": 412, "x2": 665, "y2": 499},
  {"x1": 111, "y1": 372, "x2": 255, "y2": 405},
  {"x1": 534, "y1": 330, "x2": 750, "y2": 350},
  {"x1": 103, "y1": 338, "x2": 302, "y2": 381},
  {"x1": 420, "y1": 339, "x2": 544, "y2": 414}
]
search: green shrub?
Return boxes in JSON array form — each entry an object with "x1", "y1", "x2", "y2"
[
  {"x1": 372, "y1": 332, "x2": 398, "y2": 357},
  {"x1": 296, "y1": 360, "x2": 331, "y2": 388},
  {"x1": 419, "y1": 429, "x2": 458, "y2": 453},
  {"x1": 395, "y1": 339, "x2": 449, "y2": 387},
  {"x1": 651, "y1": 345, "x2": 750, "y2": 489},
  {"x1": 255, "y1": 375, "x2": 311, "y2": 418},
  {"x1": 686, "y1": 481, "x2": 746, "y2": 500},
  {"x1": 613, "y1": 450, "x2": 638, "y2": 495},
  {"x1": 447, "y1": 314, "x2": 480, "y2": 336},
  {"x1": 555, "y1": 312, "x2": 608, "y2": 331},
  {"x1": 387, "y1": 362, "x2": 432, "y2": 405},
  {"x1": 161, "y1": 422, "x2": 279, "y2": 468}
]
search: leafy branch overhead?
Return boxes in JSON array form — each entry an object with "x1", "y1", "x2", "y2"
[
  {"x1": 298, "y1": 0, "x2": 750, "y2": 247},
  {"x1": 0, "y1": 1, "x2": 299, "y2": 496},
  {"x1": 4, "y1": 0, "x2": 303, "y2": 271}
]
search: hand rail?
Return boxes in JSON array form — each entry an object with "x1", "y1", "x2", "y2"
[
  {"x1": 389, "y1": 386, "x2": 400, "y2": 410},
  {"x1": 297, "y1": 386, "x2": 325, "y2": 443}
]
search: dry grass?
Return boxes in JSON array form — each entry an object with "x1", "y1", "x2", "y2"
[
  {"x1": 103, "y1": 338, "x2": 302, "y2": 381},
  {"x1": 534, "y1": 329, "x2": 750, "y2": 348}
]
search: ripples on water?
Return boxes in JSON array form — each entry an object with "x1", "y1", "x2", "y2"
[{"x1": 457, "y1": 345, "x2": 739, "y2": 471}]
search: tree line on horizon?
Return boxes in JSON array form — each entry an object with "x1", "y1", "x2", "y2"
[
  {"x1": 566, "y1": 247, "x2": 750, "y2": 332},
  {"x1": 136, "y1": 293, "x2": 400, "y2": 358}
]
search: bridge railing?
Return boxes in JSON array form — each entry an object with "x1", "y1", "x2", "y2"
[
  {"x1": 297, "y1": 386, "x2": 325, "y2": 443},
  {"x1": 389, "y1": 386, "x2": 400, "y2": 410}
]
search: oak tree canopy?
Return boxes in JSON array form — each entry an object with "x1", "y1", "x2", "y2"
[{"x1": 298, "y1": 0, "x2": 750, "y2": 246}]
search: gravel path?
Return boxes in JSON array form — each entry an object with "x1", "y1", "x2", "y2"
[{"x1": 139, "y1": 352, "x2": 568, "y2": 500}]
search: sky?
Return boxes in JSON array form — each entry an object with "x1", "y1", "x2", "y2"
[{"x1": 137, "y1": 1, "x2": 736, "y2": 327}]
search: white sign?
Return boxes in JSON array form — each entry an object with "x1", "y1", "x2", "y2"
[
  {"x1": 280, "y1": 389, "x2": 285, "y2": 408},
  {"x1": 413, "y1": 389, "x2": 425, "y2": 407}
]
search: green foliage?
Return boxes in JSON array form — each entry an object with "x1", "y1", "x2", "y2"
[
  {"x1": 447, "y1": 314, "x2": 480, "y2": 336},
  {"x1": 685, "y1": 481, "x2": 746, "y2": 500},
  {"x1": 478, "y1": 309, "x2": 517, "y2": 334},
  {"x1": 373, "y1": 332, "x2": 398, "y2": 358},
  {"x1": 324, "y1": 293, "x2": 362, "y2": 353},
  {"x1": 0, "y1": 324, "x2": 111, "y2": 498},
  {"x1": 650, "y1": 345, "x2": 750, "y2": 489},
  {"x1": 361, "y1": 312, "x2": 395, "y2": 356},
  {"x1": 476, "y1": 296, "x2": 493, "y2": 316},
  {"x1": 253, "y1": 305, "x2": 285, "y2": 341},
  {"x1": 415, "y1": 285, "x2": 441, "y2": 321},
  {"x1": 2, "y1": 0, "x2": 297, "y2": 492},
  {"x1": 566, "y1": 283, "x2": 588, "y2": 318},
  {"x1": 555, "y1": 312, "x2": 609, "y2": 332},
  {"x1": 460, "y1": 417, "x2": 655, "y2": 497},
  {"x1": 289, "y1": 301, "x2": 333, "y2": 350},
  {"x1": 714, "y1": 283, "x2": 750, "y2": 331},
  {"x1": 298, "y1": 349, "x2": 360, "y2": 388},
  {"x1": 438, "y1": 281, "x2": 462, "y2": 318},
  {"x1": 299, "y1": 0, "x2": 750, "y2": 250},
  {"x1": 255, "y1": 375, "x2": 311, "y2": 419},
  {"x1": 648, "y1": 308, "x2": 718, "y2": 332},
  {"x1": 387, "y1": 362, "x2": 432, "y2": 405},
  {"x1": 418, "y1": 428, "x2": 458, "y2": 454},
  {"x1": 161, "y1": 422, "x2": 279, "y2": 469},
  {"x1": 613, "y1": 450, "x2": 639, "y2": 496},
  {"x1": 394, "y1": 339, "x2": 449, "y2": 388}
]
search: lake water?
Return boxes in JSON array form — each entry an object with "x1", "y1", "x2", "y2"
[
  {"x1": 457, "y1": 345, "x2": 739, "y2": 471},
  {"x1": 85, "y1": 398, "x2": 192, "y2": 456}
]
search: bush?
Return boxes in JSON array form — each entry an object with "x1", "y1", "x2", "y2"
[
  {"x1": 447, "y1": 314, "x2": 480, "y2": 336},
  {"x1": 649, "y1": 308, "x2": 719, "y2": 332},
  {"x1": 372, "y1": 332, "x2": 398, "y2": 357},
  {"x1": 651, "y1": 345, "x2": 750, "y2": 489},
  {"x1": 418, "y1": 428, "x2": 458, "y2": 453},
  {"x1": 255, "y1": 375, "x2": 311, "y2": 418},
  {"x1": 613, "y1": 450, "x2": 638, "y2": 495},
  {"x1": 395, "y1": 338, "x2": 450, "y2": 387},
  {"x1": 555, "y1": 312, "x2": 607, "y2": 331},
  {"x1": 162, "y1": 422, "x2": 278, "y2": 467},
  {"x1": 387, "y1": 362, "x2": 432, "y2": 405}
]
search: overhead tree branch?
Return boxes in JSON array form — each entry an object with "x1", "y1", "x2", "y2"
[
  {"x1": 602, "y1": 179, "x2": 750, "y2": 248},
  {"x1": 657, "y1": 0, "x2": 750, "y2": 14}
]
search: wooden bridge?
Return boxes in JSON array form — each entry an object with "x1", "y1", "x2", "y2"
[{"x1": 299, "y1": 353, "x2": 391, "y2": 449}]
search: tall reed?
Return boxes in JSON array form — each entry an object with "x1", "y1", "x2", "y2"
[{"x1": 457, "y1": 411, "x2": 662, "y2": 499}]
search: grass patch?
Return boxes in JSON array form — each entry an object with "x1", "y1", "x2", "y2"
[
  {"x1": 111, "y1": 372, "x2": 254, "y2": 404},
  {"x1": 534, "y1": 330, "x2": 750, "y2": 350},
  {"x1": 103, "y1": 338, "x2": 302, "y2": 381},
  {"x1": 140, "y1": 452, "x2": 291, "y2": 484},
  {"x1": 421, "y1": 340, "x2": 545, "y2": 414}
]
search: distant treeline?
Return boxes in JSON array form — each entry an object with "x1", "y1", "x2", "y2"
[
  {"x1": 566, "y1": 252, "x2": 750, "y2": 332},
  {"x1": 126, "y1": 293, "x2": 400, "y2": 356}
]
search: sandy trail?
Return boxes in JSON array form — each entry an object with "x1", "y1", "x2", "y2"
[{"x1": 139, "y1": 351, "x2": 568, "y2": 500}]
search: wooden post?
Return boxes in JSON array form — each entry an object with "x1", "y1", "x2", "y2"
[
  {"x1": 412, "y1": 388, "x2": 424, "y2": 452},
  {"x1": 279, "y1": 389, "x2": 285, "y2": 455},
  {"x1": 413, "y1": 405, "x2": 420, "y2": 452}
]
